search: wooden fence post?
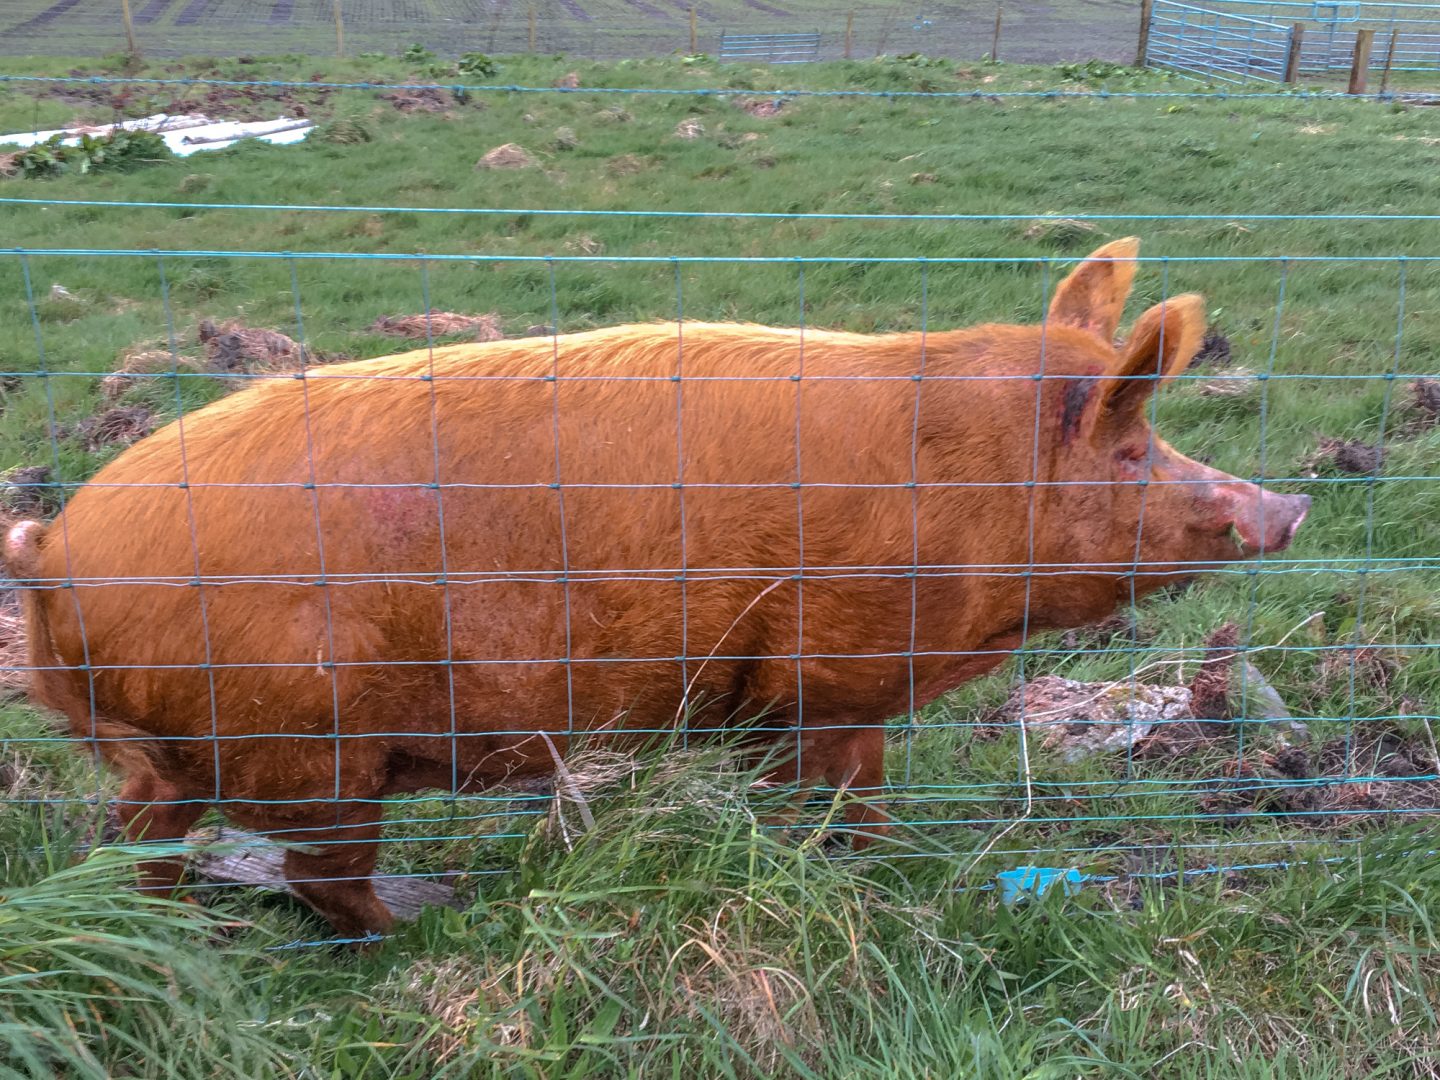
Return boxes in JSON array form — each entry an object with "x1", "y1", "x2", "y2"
[
  {"x1": 991, "y1": 3, "x2": 1003, "y2": 62},
  {"x1": 120, "y1": 0, "x2": 141, "y2": 59},
  {"x1": 1348, "y1": 27, "x2": 1375, "y2": 94},
  {"x1": 528, "y1": 3, "x2": 537, "y2": 52},
  {"x1": 1136, "y1": 0, "x2": 1153, "y2": 67},
  {"x1": 689, "y1": 6, "x2": 697, "y2": 53},
  {"x1": 1282, "y1": 23, "x2": 1304, "y2": 83},
  {"x1": 844, "y1": 10, "x2": 854, "y2": 59},
  {"x1": 1380, "y1": 28, "x2": 1398, "y2": 92},
  {"x1": 332, "y1": 0, "x2": 345, "y2": 58}
]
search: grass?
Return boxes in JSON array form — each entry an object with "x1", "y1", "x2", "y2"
[{"x1": 2, "y1": 50, "x2": 1440, "y2": 1076}]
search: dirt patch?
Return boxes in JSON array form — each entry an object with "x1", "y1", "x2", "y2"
[
  {"x1": 1, "y1": 465, "x2": 61, "y2": 520},
  {"x1": 68, "y1": 404, "x2": 154, "y2": 451},
  {"x1": 1316, "y1": 643, "x2": 1400, "y2": 699},
  {"x1": 1195, "y1": 365, "x2": 1255, "y2": 399},
  {"x1": 1301, "y1": 436, "x2": 1384, "y2": 476},
  {"x1": 380, "y1": 88, "x2": 464, "y2": 113},
  {"x1": 198, "y1": 318, "x2": 305, "y2": 373},
  {"x1": 477, "y1": 143, "x2": 535, "y2": 170},
  {"x1": 1201, "y1": 723, "x2": 1439, "y2": 824},
  {"x1": 370, "y1": 311, "x2": 503, "y2": 342},
  {"x1": 1192, "y1": 328, "x2": 1232, "y2": 368},
  {"x1": 735, "y1": 97, "x2": 788, "y2": 118},
  {"x1": 101, "y1": 347, "x2": 197, "y2": 400},
  {"x1": 1397, "y1": 377, "x2": 1440, "y2": 437},
  {"x1": 1059, "y1": 611, "x2": 1149, "y2": 652}
]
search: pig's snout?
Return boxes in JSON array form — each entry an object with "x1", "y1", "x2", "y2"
[{"x1": 1229, "y1": 488, "x2": 1310, "y2": 555}]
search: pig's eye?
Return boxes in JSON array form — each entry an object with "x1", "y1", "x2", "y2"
[{"x1": 1115, "y1": 444, "x2": 1149, "y2": 464}]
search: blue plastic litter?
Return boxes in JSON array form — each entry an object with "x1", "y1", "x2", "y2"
[{"x1": 997, "y1": 866, "x2": 1085, "y2": 904}]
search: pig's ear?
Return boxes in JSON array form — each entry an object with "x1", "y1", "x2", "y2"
[
  {"x1": 1046, "y1": 236, "x2": 1141, "y2": 341},
  {"x1": 1103, "y1": 293, "x2": 1206, "y2": 419}
]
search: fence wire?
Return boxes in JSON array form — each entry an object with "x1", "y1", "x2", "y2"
[
  {"x1": 0, "y1": 238, "x2": 1436, "y2": 947},
  {"x1": 0, "y1": 0, "x2": 1136, "y2": 64}
]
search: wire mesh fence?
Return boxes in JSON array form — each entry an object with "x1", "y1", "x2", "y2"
[
  {"x1": 1146, "y1": 0, "x2": 1440, "y2": 83},
  {"x1": 2, "y1": 229, "x2": 1436, "y2": 945},
  {"x1": 0, "y1": 0, "x2": 1137, "y2": 64}
]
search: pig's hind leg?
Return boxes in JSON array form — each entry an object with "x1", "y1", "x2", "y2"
[{"x1": 114, "y1": 769, "x2": 208, "y2": 894}]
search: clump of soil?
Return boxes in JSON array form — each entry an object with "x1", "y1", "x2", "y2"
[
  {"x1": 735, "y1": 97, "x2": 787, "y2": 118},
  {"x1": 1059, "y1": 610, "x2": 1149, "y2": 652},
  {"x1": 70, "y1": 404, "x2": 154, "y2": 451},
  {"x1": 1302, "y1": 436, "x2": 1384, "y2": 476},
  {"x1": 476, "y1": 143, "x2": 535, "y2": 170},
  {"x1": 370, "y1": 311, "x2": 504, "y2": 342},
  {"x1": 1201, "y1": 723, "x2": 1439, "y2": 824},
  {"x1": 198, "y1": 318, "x2": 305, "y2": 373},
  {"x1": 1316, "y1": 642, "x2": 1399, "y2": 698},
  {"x1": 1, "y1": 465, "x2": 61, "y2": 519},
  {"x1": 1395, "y1": 377, "x2": 1440, "y2": 437},
  {"x1": 553, "y1": 71, "x2": 581, "y2": 89},
  {"x1": 101, "y1": 348, "x2": 199, "y2": 400},
  {"x1": 1188, "y1": 622, "x2": 1241, "y2": 723},
  {"x1": 1021, "y1": 217, "x2": 1102, "y2": 245},
  {"x1": 550, "y1": 126, "x2": 578, "y2": 151},
  {"x1": 1191, "y1": 328, "x2": 1232, "y2": 368},
  {"x1": 381, "y1": 88, "x2": 465, "y2": 113},
  {"x1": 673, "y1": 118, "x2": 705, "y2": 139},
  {"x1": 1195, "y1": 365, "x2": 1256, "y2": 399}
]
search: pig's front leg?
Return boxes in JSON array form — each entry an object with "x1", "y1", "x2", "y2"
[{"x1": 761, "y1": 722, "x2": 894, "y2": 848}]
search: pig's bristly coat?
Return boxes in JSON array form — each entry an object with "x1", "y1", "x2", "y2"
[{"x1": 5, "y1": 238, "x2": 1309, "y2": 938}]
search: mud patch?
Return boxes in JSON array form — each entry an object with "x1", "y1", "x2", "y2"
[{"x1": 1301, "y1": 436, "x2": 1384, "y2": 476}]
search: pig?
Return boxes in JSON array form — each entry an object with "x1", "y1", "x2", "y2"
[{"x1": 4, "y1": 238, "x2": 1308, "y2": 938}]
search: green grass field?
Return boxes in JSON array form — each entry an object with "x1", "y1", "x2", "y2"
[{"x1": 4, "y1": 51, "x2": 1440, "y2": 1078}]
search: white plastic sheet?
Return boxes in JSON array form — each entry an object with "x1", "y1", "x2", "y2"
[{"x1": 0, "y1": 112, "x2": 314, "y2": 157}]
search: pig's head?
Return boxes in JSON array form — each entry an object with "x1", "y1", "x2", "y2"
[{"x1": 1031, "y1": 237, "x2": 1309, "y2": 618}]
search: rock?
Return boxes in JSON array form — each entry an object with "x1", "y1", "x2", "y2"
[{"x1": 1001, "y1": 674, "x2": 1192, "y2": 764}]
